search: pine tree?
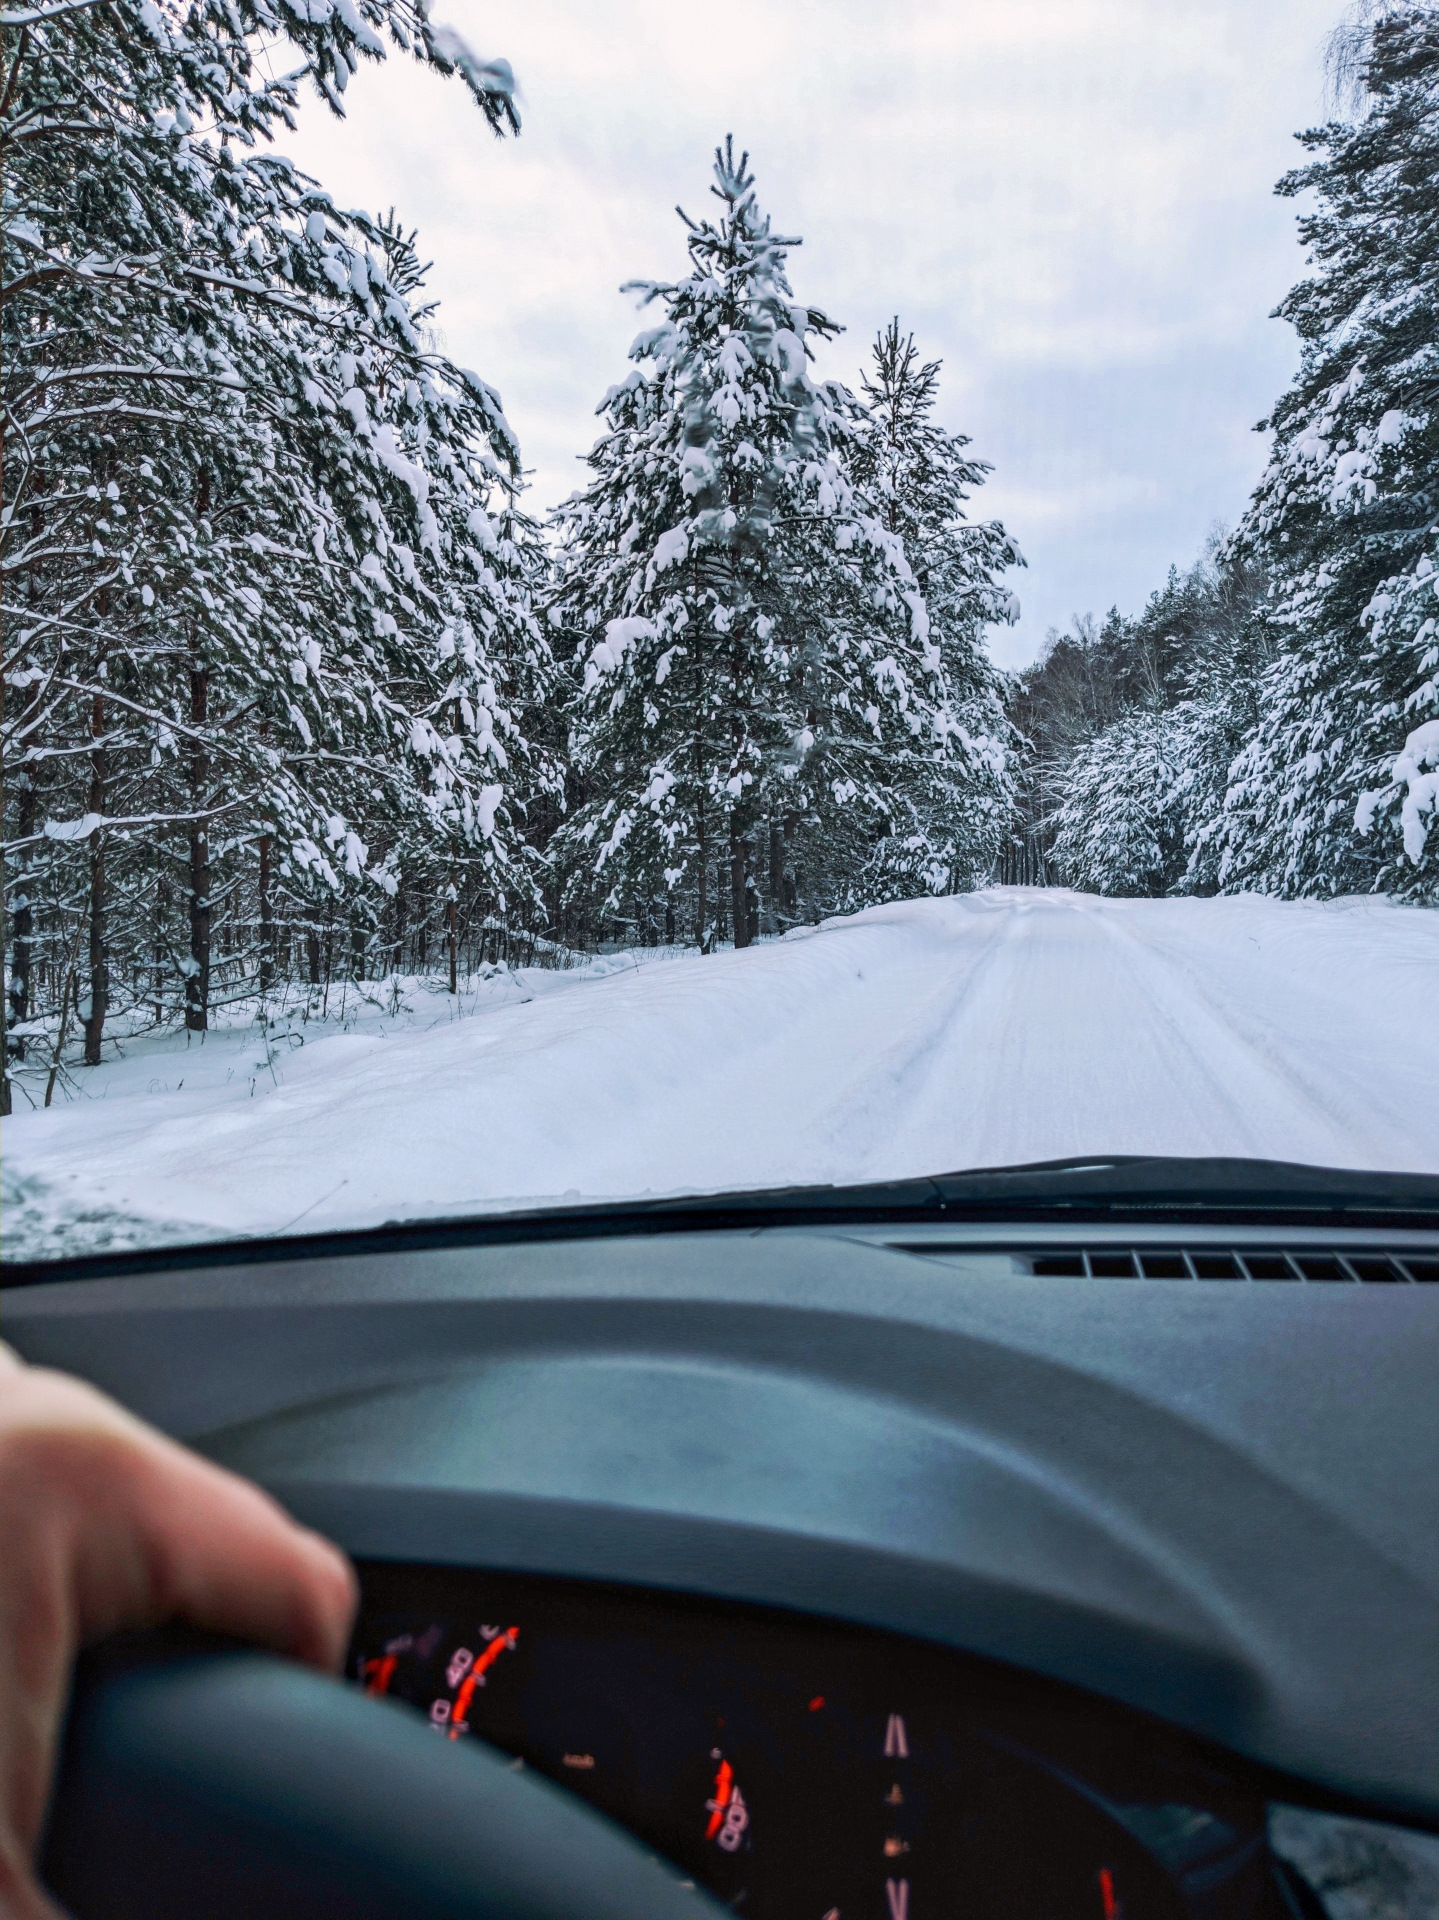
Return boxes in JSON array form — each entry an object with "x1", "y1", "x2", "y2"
[
  {"x1": 845, "y1": 320, "x2": 1020, "y2": 894},
  {"x1": 1051, "y1": 706, "x2": 1183, "y2": 897},
  {"x1": 553, "y1": 141, "x2": 995, "y2": 946},
  {"x1": 1213, "y1": 4, "x2": 1439, "y2": 901}
]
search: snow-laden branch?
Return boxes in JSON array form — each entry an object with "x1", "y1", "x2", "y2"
[
  {"x1": 6, "y1": 796, "x2": 253, "y2": 854},
  {"x1": 0, "y1": 0, "x2": 108, "y2": 26}
]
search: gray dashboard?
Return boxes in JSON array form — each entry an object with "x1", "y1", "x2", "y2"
[{"x1": 5, "y1": 1216, "x2": 1438, "y2": 1826}]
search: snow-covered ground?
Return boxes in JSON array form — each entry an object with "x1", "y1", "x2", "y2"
[{"x1": 4, "y1": 889, "x2": 1437, "y2": 1261}]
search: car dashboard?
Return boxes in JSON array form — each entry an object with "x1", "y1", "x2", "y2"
[{"x1": 5, "y1": 1193, "x2": 1439, "y2": 1919}]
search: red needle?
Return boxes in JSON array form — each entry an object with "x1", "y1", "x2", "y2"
[
  {"x1": 705, "y1": 1759, "x2": 733, "y2": 1839},
  {"x1": 363, "y1": 1655, "x2": 397, "y2": 1697},
  {"x1": 449, "y1": 1628, "x2": 519, "y2": 1738}
]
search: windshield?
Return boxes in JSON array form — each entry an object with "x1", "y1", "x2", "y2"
[{"x1": 3, "y1": 0, "x2": 1437, "y2": 1262}]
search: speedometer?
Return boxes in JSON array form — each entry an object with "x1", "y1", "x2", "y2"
[{"x1": 361, "y1": 1622, "x2": 521, "y2": 1741}]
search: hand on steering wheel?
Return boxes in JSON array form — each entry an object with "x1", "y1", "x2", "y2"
[{"x1": 0, "y1": 1342, "x2": 355, "y2": 1920}]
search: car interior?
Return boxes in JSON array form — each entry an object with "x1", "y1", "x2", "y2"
[{"x1": 6, "y1": 1155, "x2": 1438, "y2": 1920}]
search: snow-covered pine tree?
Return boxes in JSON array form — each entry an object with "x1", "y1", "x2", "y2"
[
  {"x1": 225, "y1": 210, "x2": 559, "y2": 1002},
  {"x1": 1051, "y1": 706, "x2": 1183, "y2": 897},
  {"x1": 3, "y1": 0, "x2": 551, "y2": 1101},
  {"x1": 1159, "y1": 549, "x2": 1275, "y2": 893},
  {"x1": 1213, "y1": 4, "x2": 1439, "y2": 902},
  {"x1": 553, "y1": 141, "x2": 972, "y2": 946},
  {"x1": 843, "y1": 320, "x2": 1020, "y2": 893}
]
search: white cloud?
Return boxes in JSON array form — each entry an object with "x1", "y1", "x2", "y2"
[{"x1": 279, "y1": 0, "x2": 1339, "y2": 663}]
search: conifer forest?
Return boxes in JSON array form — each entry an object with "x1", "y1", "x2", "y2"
[{"x1": 3, "y1": 0, "x2": 1437, "y2": 1117}]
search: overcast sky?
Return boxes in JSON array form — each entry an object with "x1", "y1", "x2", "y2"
[{"x1": 279, "y1": 0, "x2": 1343, "y2": 668}]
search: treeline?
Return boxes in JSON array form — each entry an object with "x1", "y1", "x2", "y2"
[
  {"x1": 1007, "y1": 546, "x2": 1272, "y2": 895},
  {"x1": 1, "y1": 1, "x2": 1018, "y2": 1109},
  {"x1": 1022, "y1": 5, "x2": 1439, "y2": 906}
]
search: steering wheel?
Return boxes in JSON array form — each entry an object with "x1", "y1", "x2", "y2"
[{"x1": 42, "y1": 1632, "x2": 728, "y2": 1920}]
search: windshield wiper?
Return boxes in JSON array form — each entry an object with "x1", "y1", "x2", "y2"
[
  {"x1": 594, "y1": 1154, "x2": 1439, "y2": 1230},
  {"x1": 5, "y1": 1156, "x2": 1437, "y2": 1287}
]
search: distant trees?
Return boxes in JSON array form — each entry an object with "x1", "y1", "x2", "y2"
[
  {"x1": 1023, "y1": 3, "x2": 1439, "y2": 907},
  {"x1": 552, "y1": 145, "x2": 1019, "y2": 946},
  {"x1": 1011, "y1": 547, "x2": 1271, "y2": 897}
]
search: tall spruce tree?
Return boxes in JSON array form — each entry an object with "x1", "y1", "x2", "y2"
[
  {"x1": 1213, "y1": 3, "x2": 1439, "y2": 901},
  {"x1": 553, "y1": 142, "x2": 1010, "y2": 946},
  {"x1": 845, "y1": 320, "x2": 1020, "y2": 893},
  {"x1": 1051, "y1": 706, "x2": 1184, "y2": 897}
]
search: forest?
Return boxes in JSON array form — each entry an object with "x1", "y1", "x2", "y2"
[{"x1": 3, "y1": 0, "x2": 1437, "y2": 1114}]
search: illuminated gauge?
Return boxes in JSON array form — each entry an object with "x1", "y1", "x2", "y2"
[
  {"x1": 704, "y1": 1749, "x2": 750, "y2": 1856},
  {"x1": 356, "y1": 1622, "x2": 521, "y2": 1741},
  {"x1": 431, "y1": 1628, "x2": 521, "y2": 1740}
]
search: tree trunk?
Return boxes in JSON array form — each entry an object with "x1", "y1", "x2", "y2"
[
  {"x1": 83, "y1": 694, "x2": 107, "y2": 1066},
  {"x1": 0, "y1": 901, "x2": 8, "y2": 1113},
  {"x1": 153, "y1": 879, "x2": 168, "y2": 1021},
  {"x1": 729, "y1": 812, "x2": 751, "y2": 949},
  {"x1": 258, "y1": 834, "x2": 274, "y2": 995},
  {"x1": 9, "y1": 754, "x2": 37, "y2": 1058},
  {"x1": 186, "y1": 661, "x2": 210, "y2": 1031},
  {"x1": 258, "y1": 716, "x2": 275, "y2": 996},
  {"x1": 306, "y1": 924, "x2": 322, "y2": 988},
  {"x1": 392, "y1": 881, "x2": 406, "y2": 977},
  {"x1": 446, "y1": 872, "x2": 458, "y2": 994},
  {"x1": 696, "y1": 801, "x2": 709, "y2": 951}
]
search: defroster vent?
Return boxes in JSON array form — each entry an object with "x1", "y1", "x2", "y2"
[{"x1": 1022, "y1": 1248, "x2": 1438, "y2": 1282}]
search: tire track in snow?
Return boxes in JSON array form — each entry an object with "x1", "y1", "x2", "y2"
[
  {"x1": 604, "y1": 903, "x2": 1023, "y2": 1193},
  {"x1": 787, "y1": 905, "x2": 1028, "y2": 1177},
  {"x1": 1075, "y1": 899, "x2": 1406, "y2": 1166},
  {"x1": 866, "y1": 891, "x2": 1129, "y2": 1175}
]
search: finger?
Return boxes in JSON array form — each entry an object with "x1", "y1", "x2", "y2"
[
  {"x1": 4, "y1": 1364, "x2": 356, "y2": 1670},
  {"x1": 126, "y1": 1439, "x2": 358, "y2": 1670}
]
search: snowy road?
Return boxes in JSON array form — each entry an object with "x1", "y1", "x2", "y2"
[{"x1": 5, "y1": 889, "x2": 1438, "y2": 1257}]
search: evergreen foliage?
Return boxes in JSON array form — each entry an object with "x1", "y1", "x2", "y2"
[
  {"x1": 845, "y1": 321, "x2": 1020, "y2": 897},
  {"x1": 2, "y1": 0, "x2": 553, "y2": 1096},
  {"x1": 1005, "y1": 548, "x2": 1268, "y2": 894},
  {"x1": 1050, "y1": 707, "x2": 1182, "y2": 898},
  {"x1": 552, "y1": 146, "x2": 1019, "y2": 946},
  {"x1": 1211, "y1": 4, "x2": 1439, "y2": 901}
]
